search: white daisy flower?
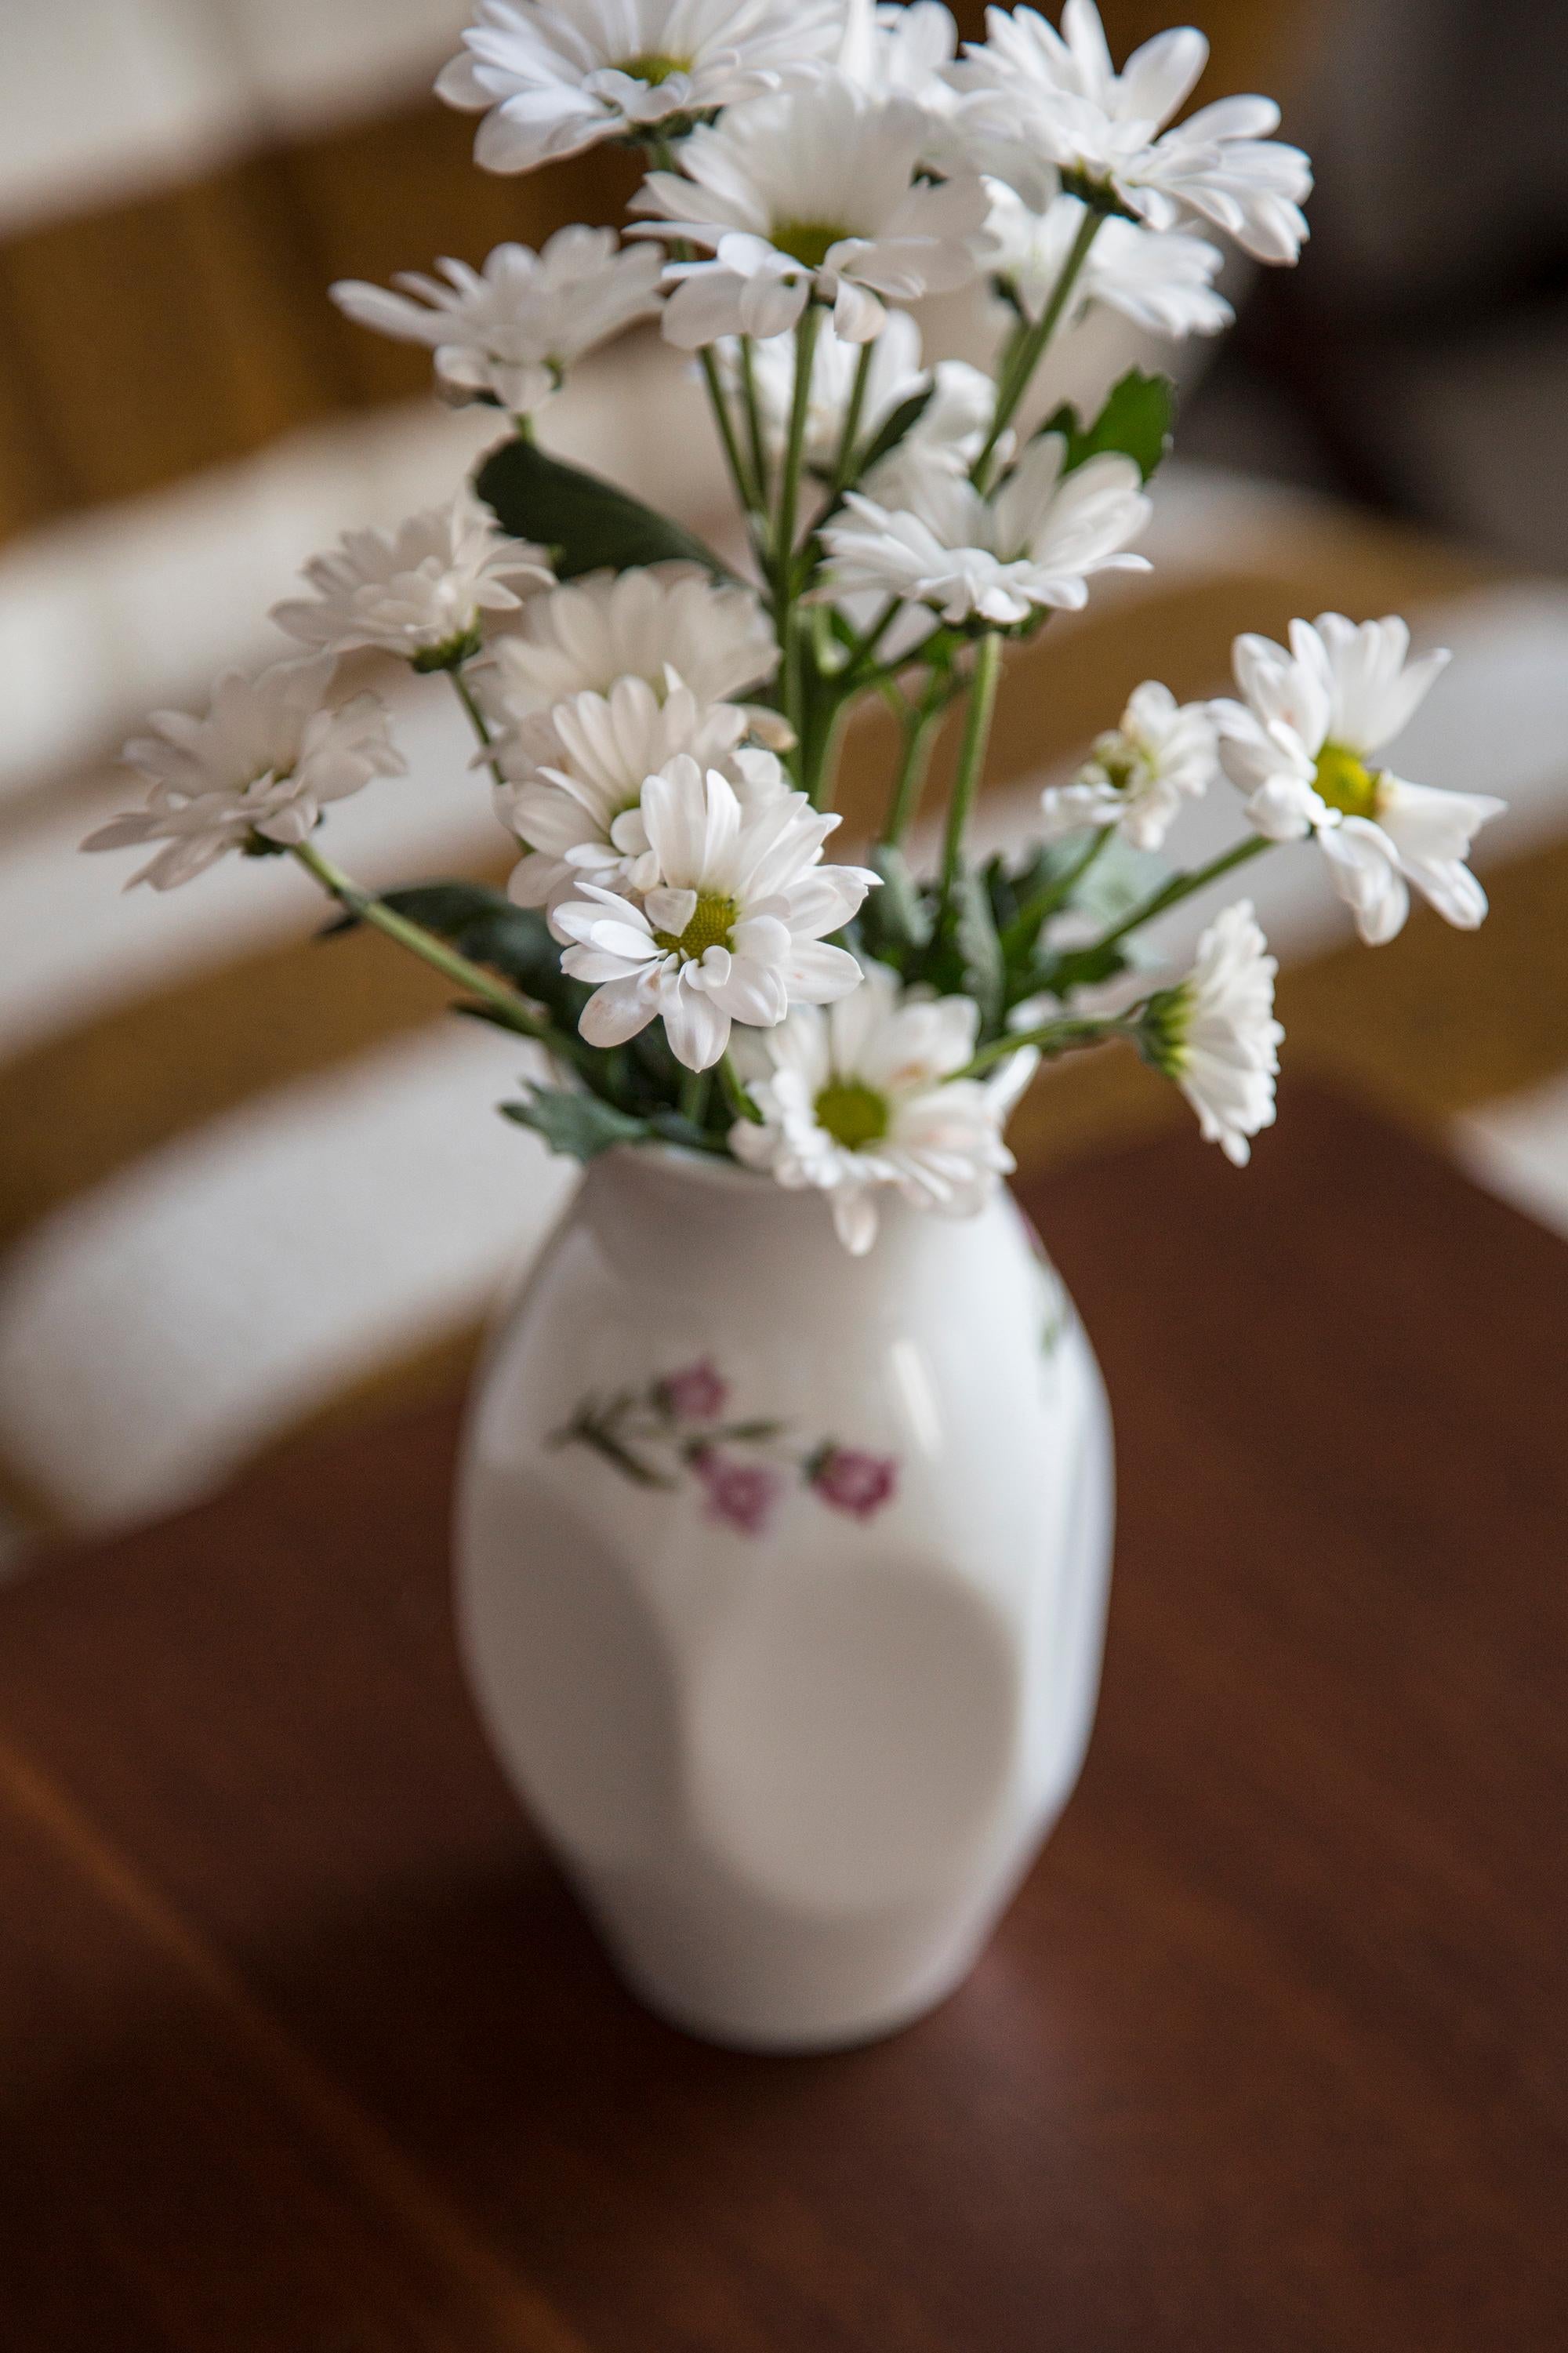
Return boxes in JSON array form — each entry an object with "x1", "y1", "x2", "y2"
[
  {"x1": 436, "y1": 0, "x2": 843, "y2": 174},
  {"x1": 1138, "y1": 900, "x2": 1283, "y2": 1166},
  {"x1": 82, "y1": 660, "x2": 405, "y2": 892},
  {"x1": 985, "y1": 180, "x2": 1232, "y2": 340},
  {"x1": 1211, "y1": 615, "x2": 1507, "y2": 946},
  {"x1": 495, "y1": 674, "x2": 787, "y2": 910},
  {"x1": 270, "y1": 491, "x2": 552, "y2": 670},
  {"x1": 554, "y1": 755, "x2": 876, "y2": 1069},
  {"x1": 822, "y1": 347, "x2": 997, "y2": 671},
  {"x1": 839, "y1": 0, "x2": 959, "y2": 100},
  {"x1": 1040, "y1": 681, "x2": 1218, "y2": 850},
  {"x1": 837, "y1": 1, "x2": 967, "y2": 162},
  {"x1": 631, "y1": 81, "x2": 994, "y2": 348},
  {"x1": 477, "y1": 563, "x2": 779, "y2": 727},
  {"x1": 330, "y1": 230, "x2": 664, "y2": 415},
  {"x1": 731, "y1": 960, "x2": 1036, "y2": 1255},
  {"x1": 954, "y1": 0, "x2": 1312, "y2": 265},
  {"x1": 724, "y1": 310, "x2": 993, "y2": 480},
  {"x1": 821, "y1": 432, "x2": 1152, "y2": 629}
]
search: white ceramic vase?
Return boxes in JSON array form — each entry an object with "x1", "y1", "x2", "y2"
[{"x1": 456, "y1": 1146, "x2": 1113, "y2": 2053}]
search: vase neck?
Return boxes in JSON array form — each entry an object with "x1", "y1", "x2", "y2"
[{"x1": 576, "y1": 1145, "x2": 986, "y2": 1292}]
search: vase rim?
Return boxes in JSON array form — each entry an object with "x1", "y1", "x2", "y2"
[{"x1": 602, "y1": 1139, "x2": 778, "y2": 1196}]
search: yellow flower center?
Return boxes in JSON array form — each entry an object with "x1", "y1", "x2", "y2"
[
  {"x1": 655, "y1": 891, "x2": 738, "y2": 960},
  {"x1": 815, "y1": 1080, "x2": 891, "y2": 1150},
  {"x1": 1312, "y1": 742, "x2": 1383, "y2": 821},
  {"x1": 772, "y1": 220, "x2": 850, "y2": 271},
  {"x1": 618, "y1": 52, "x2": 691, "y2": 85}
]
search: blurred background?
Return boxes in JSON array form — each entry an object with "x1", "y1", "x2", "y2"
[{"x1": 2, "y1": 0, "x2": 1566, "y2": 1556}]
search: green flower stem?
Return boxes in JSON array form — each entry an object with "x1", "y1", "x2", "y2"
[
  {"x1": 941, "y1": 631, "x2": 1005, "y2": 895},
  {"x1": 800, "y1": 604, "x2": 929, "y2": 814},
  {"x1": 738, "y1": 335, "x2": 771, "y2": 507},
  {"x1": 647, "y1": 130, "x2": 764, "y2": 538},
  {"x1": 971, "y1": 208, "x2": 1105, "y2": 488},
  {"x1": 803, "y1": 691, "x2": 852, "y2": 814},
  {"x1": 769, "y1": 303, "x2": 825, "y2": 783},
  {"x1": 882, "y1": 684, "x2": 952, "y2": 848},
  {"x1": 699, "y1": 347, "x2": 764, "y2": 525},
  {"x1": 830, "y1": 340, "x2": 877, "y2": 495},
  {"x1": 999, "y1": 825, "x2": 1114, "y2": 955},
  {"x1": 680, "y1": 1065, "x2": 713, "y2": 1128},
  {"x1": 958, "y1": 1014, "x2": 1134, "y2": 1080},
  {"x1": 448, "y1": 666, "x2": 506, "y2": 791},
  {"x1": 720, "y1": 1050, "x2": 764, "y2": 1124},
  {"x1": 775, "y1": 303, "x2": 823, "y2": 587},
  {"x1": 1089, "y1": 833, "x2": 1270, "y2": 955},
  {"x1": 290, "y1": 837, "x2": 581, "y2": 1066}
]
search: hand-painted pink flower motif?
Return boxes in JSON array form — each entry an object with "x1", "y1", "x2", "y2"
[
  {"x1": 556, "y1": 1364, "x2": 902, "y2": 1536},
  {"x1": 693, "y1": 1450, "x2": 782, "y2": 1538},
  {"x1": 656, "y1": 1359, "x2": 728, "y2": 1422},
  {"x1": 810, "y1": 1447, "x2": 899, "y2": 1520}
]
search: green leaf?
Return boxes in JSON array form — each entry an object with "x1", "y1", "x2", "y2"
[
  {"x1": 376, "y1": 882, "x2": 536, "y2": 966},
  {"x1": 1033, "y1": 940, "x2": 1132, "y2": 998},
  {"x1": 852, "y1": 383, "x2": 935, "y2": 481},
  {"x1": 1040, "y1": 368, "x2": 1174, "y2": 484},
  {"x1": 984, "y1": 842, "x2": 1078, "y2": 935},
  {"x1": 863, "y1": 844, "x2": 935, "y2": 957},
  {"x1": 376, "y1": 883, "x2": 591, "y2": 1029},
  {"x1": 624, "y1": 1024, "x2": 687, "y2": 1113},
  {"x1": 1071, "y1": 835, "x2": 1169, "y2": 929},
  {"x1": 476, "y1": 434, "x2": 733, "y2": 582},
  {"x1": 953, "y1": 870, "x2": 1005, "y2": 1027},
  {"x1": 809, "y1": 383, "x2": 937, "y2": 542},
  {"x1": 646, "y1": 1109, "x2": 721, "y2": 1153},
  {"x1": 501, "y1": 1086, "x2": 652, "y2": 1162},
  {"x1": 925, "y1": 868, "x2": 1004, "y2": 1027}
]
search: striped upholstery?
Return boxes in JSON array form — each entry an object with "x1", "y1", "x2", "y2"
[{"x1": 4, "y1": 1, "x2": 1567, "y2": 1549}]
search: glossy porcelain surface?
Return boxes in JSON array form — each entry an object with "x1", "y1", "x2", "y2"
[{"x1": 456, "y1": 1147, "x2": 1113, "y2": 2052}]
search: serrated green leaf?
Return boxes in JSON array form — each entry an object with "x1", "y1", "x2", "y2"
[
  {"x1": 476, "y1": 434, "x2": 734, "y2": 582},
  {"x1": 1040, "y1": 368, "x2": 1174, "y2": 483},
  {"x1": 501, "y1": 1087, "x2": 652, "y2": 1162}
]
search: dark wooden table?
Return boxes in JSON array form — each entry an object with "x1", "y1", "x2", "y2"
[{"x1": 3, "y1": 1088, "x2": 1566, "y2": 2352}]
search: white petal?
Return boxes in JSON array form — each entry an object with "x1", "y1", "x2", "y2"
[
  {"x1": 663, "y1": 986, "x2": 731, "y2": 1072},
  {"x1": 832, "y1": 1187, "x2": 880, "y2": 1256},
  {"x1": 579, "y1": 977, "x2": 656, "y2": 1047},
  {"x1": 786, "y1": 939, "x2": 867, "y2": 1002},
  {"x1": 1318, "y1": 819, "x2": 1410, "y2": 946}
]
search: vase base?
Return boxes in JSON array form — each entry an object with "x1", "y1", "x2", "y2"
[{"x1": 584, "y1": 1880, "x2": 995, "y2": 2056}]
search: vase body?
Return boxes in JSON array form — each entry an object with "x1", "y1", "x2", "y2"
[{"x1": 455, "y1": 1146, "x2": 1113, "y2": 2053}]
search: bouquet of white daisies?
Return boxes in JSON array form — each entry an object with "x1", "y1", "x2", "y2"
[{"x1": 87, "y1": 0, "x2": 1504, "y2": 1255}]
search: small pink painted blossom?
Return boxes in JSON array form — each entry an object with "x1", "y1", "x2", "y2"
[
  {"x1": 656, "y1": 1360, "x2": 728, "y2": 1422},
  {"x1": 811, "y1": 1447, "x2": 899, "y2": 1520},
  {"x1": 693, "y1": 1451, "x2": 781, "y2": 1538}
]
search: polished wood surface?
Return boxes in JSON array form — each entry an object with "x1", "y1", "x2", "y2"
[{"x1": 2, "y1": 1088, "x2": 1565, "y2": 2351}]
